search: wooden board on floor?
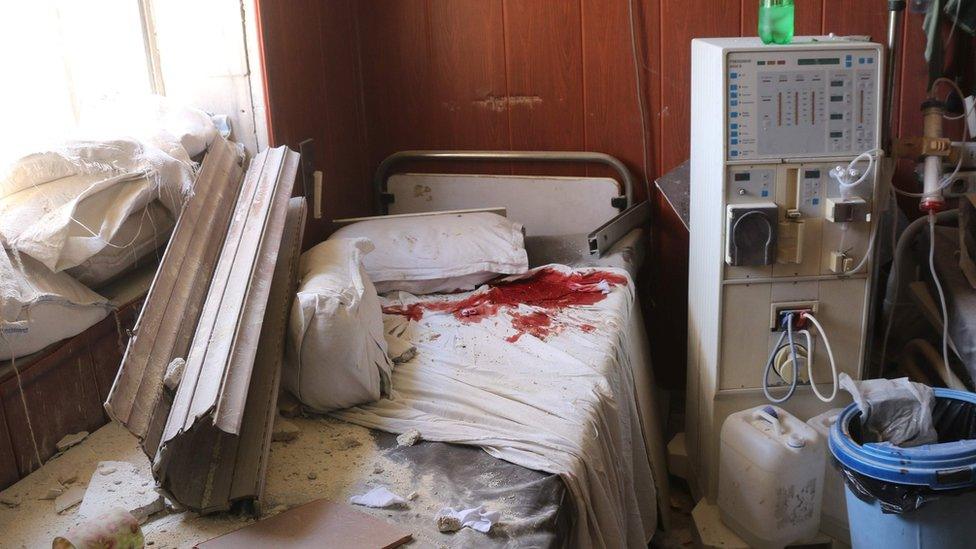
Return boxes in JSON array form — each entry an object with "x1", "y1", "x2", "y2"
[{"x1": 196, "y1": 499, "x2": 412, "y2": 549}]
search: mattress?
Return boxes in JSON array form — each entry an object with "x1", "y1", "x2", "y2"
[{"x1": 333, "y1": 263, "x2": 657, "y2": 548}]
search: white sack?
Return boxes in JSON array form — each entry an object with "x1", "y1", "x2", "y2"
[
  {"x1": 0, "y1": 139, "x2": 192, "y2": 272},
  {"x1": 80, "y1": 95, "x2": 218, "y2": 157},
  {"x1": 66, "y1": 201, "x2": 174, "y2": 288},
  {"x1": 329, "y1": 212, "x2": 528, "y2": 294},
  {"x1": 283, "y1": 238, "x2": 393, "y2": 412},
  {"x1": 0, "y1": 248, "x2": 109, "y2": 361},
  {"x1": 840, "y1": 373, "x2": 938, "y2": 446}
]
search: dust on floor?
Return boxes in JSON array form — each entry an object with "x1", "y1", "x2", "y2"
[{"x1": 0, "y1": 416, "x2": 519, "y2": 548}]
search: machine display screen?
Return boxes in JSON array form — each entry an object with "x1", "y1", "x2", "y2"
[{"x1": 726, "y1": 48, "x2": 879, "y2": 161}]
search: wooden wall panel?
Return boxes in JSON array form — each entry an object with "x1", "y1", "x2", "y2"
[
  {"x1": 427, "y1": 1, "x2": 509, "y2": 151},
  {"x1": 741, "y1": 0, "x2": 824, "y2": 37},
  {"x1": 822, "y1": 0, "x2": 890, "y2": 43},
  {"x1": 504, "y1": 0, "x2": 585, "y2": 176},
  {"x1": 658, "y1": 0, "x2": 741, "y2": 174},
  {"x1": 581, "y1": 0, "x2": 649, "y2": 196},
  {"x1": 315, "y1": 2, "x2": 373, "y2": 229},
  {"x1": 258, "y1": 0, "x2": 371, "y2": 246}
]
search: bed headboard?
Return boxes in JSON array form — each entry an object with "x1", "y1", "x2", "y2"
[
  {"x1": 374, "y1": 150, "x2": 636, "y2": 215},
  {"x1": 367, "y1": 150, "x2": 649, "y2": 258}
]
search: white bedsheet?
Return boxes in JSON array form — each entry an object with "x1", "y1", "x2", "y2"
[{"x1": 333, "y1": 264, "x2": 656, "y2": 548}]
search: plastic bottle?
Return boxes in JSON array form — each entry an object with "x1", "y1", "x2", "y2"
[{"x1": 758, "y1": 0, "x2": 795, "y2": 45}]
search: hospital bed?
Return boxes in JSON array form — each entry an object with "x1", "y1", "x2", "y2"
[{"x1": 304, "y1": 151, "x2": 669, "y2": 547}]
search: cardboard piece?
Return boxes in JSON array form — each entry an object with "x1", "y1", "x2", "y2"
[{"x1": 196, "y1": 499, "x2": 412, "y2": 549}]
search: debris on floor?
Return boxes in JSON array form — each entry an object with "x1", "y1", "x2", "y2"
[
  {"x1": 196, "y1": 498, "x2": 412, "y2": 548},
  {"x1": 436, "y1": 513, "x2": 462, "y2": 532},
  {"x1": 435, "y1": 506, "x2": 499, "y2": 534},
  {"x1": 396, "y1": 429, "x2": 422, "y2": 447},
  {"x1": 54, "y1": 486, "x2": 86, "y2": 514},
  {"x1": 56, "y1": 432, "x2": 89, "y2": 453},
  {"x1": 272, "y1": 417, "x2": 301, "y2": 442},
  {"x1": 78, "y1": 462, "x2": 163, "y2": 523},
  {"x1": 0, "y1": 494, "x2": 21, "y2": 508},
  {"x1": 349, "y1": 486, "x2": 409, "y2": 508}
]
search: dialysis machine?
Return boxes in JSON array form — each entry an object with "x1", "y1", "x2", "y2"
[{"x1": 687, "y1": 37, "x2": 884, "y2": 500}]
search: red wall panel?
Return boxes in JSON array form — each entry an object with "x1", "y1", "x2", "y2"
[{"x1": 505, "y1": 0, "x2": 585, "y2": 176}]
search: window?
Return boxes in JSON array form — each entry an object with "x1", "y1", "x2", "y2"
[{"x1": 0, "y1": 0, "x2": 265, "y2": 166}]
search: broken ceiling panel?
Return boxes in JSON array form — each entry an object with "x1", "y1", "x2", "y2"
[
  {"x1": 155, "y1": 197, "x2": 306, "y2": 513},
  {"x1": 162, "y1": 147, "x2": 298, "y2": 443},
  {"x1": 153, "y1": 148, "x2": 302, "y2": 513},
  {"x1": 105, "y1": 141, "x2": 304, "y2": 513},
  {"x1": 105, "y1": 137, "x2": 245, "y2": 447}
]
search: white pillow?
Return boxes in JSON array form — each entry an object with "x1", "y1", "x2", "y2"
[
  {"x1": 0, "y1": 247, "x2": 109, "y2": 361},
  {"x1": 330, "y1": 212, "x2": 528, "y2": 294},
  {"x1": 283, "y1": 238, "x2": 393, "y2": 412}
]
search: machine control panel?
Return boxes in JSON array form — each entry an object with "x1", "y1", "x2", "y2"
[{"x1": 726, "y1": 48, "x2": 880, "y2": 161}]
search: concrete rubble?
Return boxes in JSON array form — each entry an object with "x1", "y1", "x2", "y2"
[
  {"x1": 78, "y1": 461, "x2": 164, "y2": 523},
  {"x1": 272, "y1": 417, "x2": 300, "y2": 442},
  {"x1": 396, "y1": 429, "x2": 422, "y2": 447},
  {"x1": 54, "y1": 486, "x2": 85, "y2": 514},
  {"x1": 55, "y1": 432, "x2": 89, "y2": 453},
  {"x1": 162, "y1": 358, "x2": 186, "y2": 391}
]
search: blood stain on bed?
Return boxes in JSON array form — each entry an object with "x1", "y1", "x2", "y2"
[
  {"x1": 383, "y1": 268, "x2": 627, "y2": 342},
  {"x1": 506, "y1": 311, "x2": 552, "y2": 342}
]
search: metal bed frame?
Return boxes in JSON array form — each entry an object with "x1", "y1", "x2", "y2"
[{"x1": 369, "y1": 150, "x2": 650, "y2": 257}]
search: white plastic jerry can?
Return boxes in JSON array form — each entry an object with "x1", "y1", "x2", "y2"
[
  {"x1": 718, "y1": 405, "x2": 825, "y2": 549},
  {"x1": 807, "y1": 408, "x2": 848, "y2": 544}
]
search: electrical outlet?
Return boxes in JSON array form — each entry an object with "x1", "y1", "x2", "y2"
[{"x1": 769, "y1": 301, "x2": 819, "y2": 331}]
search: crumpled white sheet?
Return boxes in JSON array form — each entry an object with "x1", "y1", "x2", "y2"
[
  {"x1": 840, "y1": 373, "x2": 938, "y2": 447},
  {"x1": 348, "y1": 486, "x2": 409, "y2": 508},
  {"x1": 333, "y1": 264, "x2": 657, "y2": 549},
  {"x1": 436, "y1": 506, "x2": 499, "y2": 533}
]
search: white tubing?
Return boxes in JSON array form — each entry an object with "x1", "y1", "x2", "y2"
[
  {"x1": 763, "y1": 329, "x2": 796, "y2": 404},
  {"x1": 928, "y1": 213, "x2": 951, "y2": 383},
  {"x1": 802, "y1": 313, "x2": 838, "y2": 402}
]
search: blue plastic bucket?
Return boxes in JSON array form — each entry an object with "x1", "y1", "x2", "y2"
[{"x1": 829, "y1": 388, "x2": 976, "y2": 549}]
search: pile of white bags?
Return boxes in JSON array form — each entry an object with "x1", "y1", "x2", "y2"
[
  {"x1": 0, "y1": 138, "x2": 192, "y2": 275},
  {"x1": 0, "y1": 98, "x2": 216, "y2": 360}
]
